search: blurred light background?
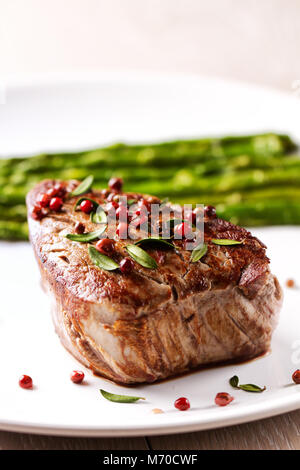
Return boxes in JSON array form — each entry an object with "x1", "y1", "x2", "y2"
[{"x1": 0, "y1": 0, "x2": 300, "y2": 91}]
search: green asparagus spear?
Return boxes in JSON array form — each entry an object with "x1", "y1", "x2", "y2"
[
  {"x1": 3, "y1": 154, "x2": 300, "y2": 207},
  {"x1": 0, "y1": 221, "x2": 28, "y2": 241},
  {"x1": 125, "y1": 166, "x2": 300, "y2": 198},
  {"x1": 2, "y1": 133, "x2": 294, "y2": 175},
  {"x1": 217, "y1": 201, "x2": 300, "y2": 226},
  {"x1": 0, "y1": 132, "x2": 297, "y2": 241}
]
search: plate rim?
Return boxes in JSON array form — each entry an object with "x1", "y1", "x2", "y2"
[
  {"x1": 3, "y1": 69, "x2": 298, "y2": 104},
  {"x1": 0, "y1": 393, "x2": 299, "y2": 437}
]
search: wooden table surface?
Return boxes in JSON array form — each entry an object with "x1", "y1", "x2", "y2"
[{"x1": 1, "y1": 409, "x2": 299, "y2": 450}]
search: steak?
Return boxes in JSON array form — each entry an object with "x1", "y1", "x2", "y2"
[{"x1": 26, "y1": 179, "x2": 282, "y2": 384}]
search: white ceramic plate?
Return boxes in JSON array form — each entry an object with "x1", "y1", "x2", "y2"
[{"x1": 0, "y1": 73, "x2": 300, "y2": 436}]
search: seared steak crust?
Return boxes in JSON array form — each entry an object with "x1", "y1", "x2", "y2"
[{"x1": 27, "y1": 180, "x2": 282, "y2": 384}]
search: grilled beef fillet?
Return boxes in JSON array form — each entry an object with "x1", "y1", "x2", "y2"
[{"x1": 27, "y1": 179, "x2": 282, "y2": 384}]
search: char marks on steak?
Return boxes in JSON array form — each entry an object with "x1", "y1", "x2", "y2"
[{"x1": 26, "y1": 179, "x2": 282, "y2": 384}]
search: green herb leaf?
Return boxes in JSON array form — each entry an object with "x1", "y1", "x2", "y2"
[
  {"x1": 238, "y1": 384, "x2": 266, "y2": 393},
  {"x1": 88, "y1": 245, "x2": 119, "y2": 271},
  {"x1": 74, "y1": 197, "x2": 99, "y2": 211},
  {"x1": 190, "y1": 243, "x2": 207, "y2": 262},
  {"x1": 212, "y1": 239, "x2": 244, "y2": 246},
  {"x1": 100, "y1": 389, "x2": 145, "y2": 403},
  {"x1": 229, "y1": 375, "x2": 266, "y2": 393},
  {"x1": 135, "y1": 237, "x2": 174, "y2": 249},
  {"x1": 69, "y1": 175, "x2": 94, "y2": 197},
  {"x1": 91, "y1": 207, "x2": 107, "y2": 224},
  {"x1": 127, "y1": 199, "x2": 138, "y2": 206},
  {"x1": 66, "y1": 226, "x2": 106, "y2": 243},
  {"x1": 126, "y1": 244, "x2": 158, "y2": 269},
  {"x1": 229, "y1": 375, "x2": 240, "y2": 388}
]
